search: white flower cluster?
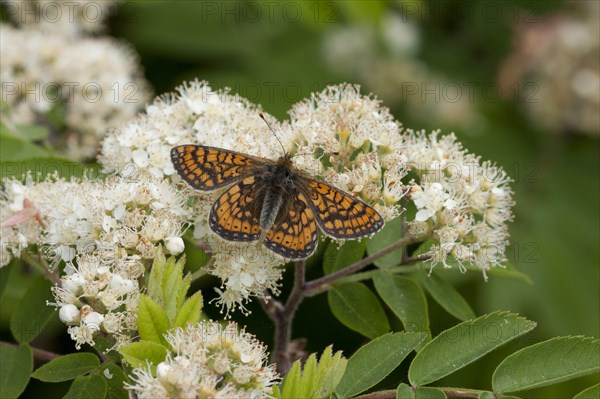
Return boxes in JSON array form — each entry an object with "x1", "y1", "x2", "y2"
[
  {"x1": 0, "y1": 15, "x2": 150, "y2": 159},
  {"x1": 127, "y1": 320, "x2": 279, "y2": 398},
  {"x1": 3, "y1": 0, "x2": 120, "y2": 35},
  {"x1": 404, "y1": 130, "x2": 514, "y2": 277},
  {"x1": 52, "y1": 254, "x2": 139, "y2": 349},
  {"x1": 1, "y1": 172, "x2": 190, "y2": 266},
  {"x1": 100, "y1": 81, "x2": 408, "y2": 315},
  {"x1": 498, "y1": 1, "x2": 599, "y2": 136}
]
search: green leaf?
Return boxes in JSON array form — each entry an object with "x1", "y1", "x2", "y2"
[
  {"x1": 173, "y1": 292, "x2": 203, "y2": 329},
  {"x1": 63, "y1": 375, "x2": 107, "y2": 399},
  {"x1": 147, "y1": 249, "x2": 167, "y2": 302},
  {"x1": 10, "y1": 276, "x2": 56, "y2": 343},
  {"x1": 323, "y1": 240, "x2": 366, "y2": 274},
  {"x1": 0, "y1": 134, "x2": 50, "y2": 161},
  {"x1": 366, "y1": 215, "x2": 403, "y2": 268},
  {"x1": 14, "y1": 124, "x2": 50, "y2": 141},
  {"x1": 118, "y1": 340, "x2": 168, "y2": 370},
  {"x1": 396, "y1": 383, "x2": 415, "y2": 399},
  {"x1": 335, "y1": 332, "x2": 426, "y2": 398},
  {"x1": 0, "y1": 344, "x2": 32, "y2": 399},
  {"x1": 478, "y1": 392, "x2": 495, "y2": 399},
  {"x1": 31, "y1": 353, "x2": 99, "y2": 382},
  {"x1": 277, "y1": 346, "x2": 347, "y2": 399},
  {"x1": 373, "y1": 273, "x2": 430, "y2": 342},
  {"x1": 163, "y1": 256, "x2": 186, "y2": 322},
  {"x1": 419, "y1": 272, "x2": 476, "y2": 321},
  {"x1": 328, "y1": 282, "x2": 390, "y2": 339},
  {"x1": 409, "y1": 312, "x2": 536, "y2": 385},
  {"x1": 415, "y1": 387, "x2": 447, "y2": 398},
  {"x1": 492, "y1": 336, "x2": 600, "y2": 393},
  {"x1": 137, "y1": 295, "x2": 171, "y2": 346},
  {"x1": 102, "y1": 363, "x2": 128, "y2": 399},
  {"x1": 574, "y1": 383, "x2": 600, "y2": 399}
]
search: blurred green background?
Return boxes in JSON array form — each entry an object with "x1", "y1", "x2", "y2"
[{"x1": 3, "y1": 0, "x2": 599, "y2": 397}]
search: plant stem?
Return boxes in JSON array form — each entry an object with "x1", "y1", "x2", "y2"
[
  {"x1": 21, "y1": 250, "x2": 60, "y2": 285},
  {"x1": 303, "y1": 235, "x2": 422, "y2": 296},
  {"x1": 0, "y1": 341, "x2": 60, "y2": 363},
  {"x1": 270, "y1": 259, "x2": 305, "y2": 374}
]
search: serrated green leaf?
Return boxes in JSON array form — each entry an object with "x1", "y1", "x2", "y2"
[
  {"x1": 177, "y1": 274, "x2": 191, "y2": 309},
  {"x1": 317, "y1": 348, "x2": 347, "y2": 398},
  {"x1": 416, "y1": 387, "x2": 446, "y2": 398},
  {"x1": 323, "y1": 240, "x2": 366, "y2": 274},
  {"x1": 280, "y1": 360, "x2": 301, "y2": 398},
  {"x1": 492, "y1": 336, "x2": 600, "y2": 393},
  {"x1": 298, "y1": 353, "x2": 317, "y2": 398},
  {"x1": 162, "y1": 256, "x2": 184, "y2": 322},
  {"x1": 419, "y1": 272, "x2": 475, "y2": 321},
  {"x1": 31, "y1": 353, "x2": 99, "y2": 382},
  {"x1": 574, "y1": 383, "x2": 600, "y2": 399},
  {"x1": 137, "y1": 295, "x2": 170, "y2": 346},
  {"x1": 335, "y1": 332, "x2": 426, "y2": 397},
  {"x1": 147, "y1": 250, "x2": 166, "y2": 302},
  {"x1": 366, "y1": 216, "x2": 403, "y2": 268},
  {"x1": 373, "y1": 273, "x2": 430, "y2": 343},
  {"x1": 103, "y1": 363, "x2": 128, "y2": 399},
  {"x1": 0, "y1": 344, "x2": 32, "y2": 399},
  {"x1": 10, "y1": 276, "x2": 56, "y2": 343},
  {"x1": 118, "y1": 340, "x2": 168, "y2": 370},
  {"x1": 328, "y1": 282, "x2": 389, "y2": 339},
  {"x1": 173, "y1": 292, "x2": 203, "y2": 329},
  {"x1": 396, "y1": 383, "x2": 415, "y2": 399},
  {"x1": 409, "y1": 312, "x2": 536, "y2": 385},
  {"x1": 63, "y1": 375, "x2": 107, "y2": 399}
]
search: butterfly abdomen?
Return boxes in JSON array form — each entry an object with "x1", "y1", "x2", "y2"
[{"x1": 260, "y1": 186, "x2": 283, "y2": 232}]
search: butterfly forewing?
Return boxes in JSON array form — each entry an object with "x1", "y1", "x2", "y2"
[
  {"x1": 209, "y1": 176, "x2": 264, "y2": 241},
  {"x1": 264, "y1": 193, "x2": 319, "y2": 259},
  {"x1": 171, "y1": 145, "x2": 259, "y2": 191},
  {"x1": 303, "y1": 180, "x2": 384, "y2": 239}
]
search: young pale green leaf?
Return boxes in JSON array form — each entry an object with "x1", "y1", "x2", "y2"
[
  {"x1": 0, "y1": 344, "x2": 32, "y2": 399},
  {"x1": 314, "y1": 346, "x2": 347, "y2": 398},
  {"x1": 103, "y1": 364, "x2": 128, "y2": 399},
  {"x1": 10, "y1": 277, "x2": 56, "y2": 343},
  {"x1": 323, "y1": 240, "x2": 366, "y2": 274},
  {"x1": 177, "y1": 273, "x2": 192, "y2": 310},
  {"x1": 137, "y1": 295, "x2": 171, "y2": 346},
  {"x1": 63, "y1": 375, "x2": 107, "y2": 399},
  {"x1": 492, "y1": 336, "x2": 600, "y2": 393},
  {"x1": 280, "y1": 360, "x2": 302, "y2": 398},
  {"x1": 118, "y1": 340, "x2": 168, "y2": 370},
  {"x1": 328, "y1": 282, "x2": 390, "y2": 339},
  {"x1": 173, "y1": 292, "x2": 203, "y2": 329},
  {"x1": 162, "y1": 255, "x2": 185, "y2": 322},
  {"x1": 415, "y1": 387, "x2": 446, "y2": 398},
  {"x1": 147, "y1": 249, "x2": 167, "y2": 302},
  {"x1": 335, "y1": 332, "x2": 426, "y2": 398},
  {"x1": 409, "y1": 312, "x2": 536, "y2": 385},
  {"x1": 419, "y1": 272, "x2": 475, "y2": 321},
  {"x1": 396, "y1": 383, "x2": 415, "y2": 399},
  {"x1": 373, "y1": 273, "x2": 430, "y2": 341},
  {"x1": 574, "y1": 383, "x2": 600, "y2": 399},
  {"x1": 366, "y1": 215, "x2": 403, "y2": 268},
  {"x1": 31, "y1": 353, "x2": 99, "y2": 382},
  {"x1": 277, "y1": 346, "x2": 347, "y2": 399}
]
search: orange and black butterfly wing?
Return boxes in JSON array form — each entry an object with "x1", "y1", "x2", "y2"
[
  {"x1": 171, "y1": 145, "x2": 262, "y2": 191},
  {"x1": 264, "y1": 193, "x2": 319, "y2": 260},
  {"x1": 209, "y1": 176, "x2": 264, "y2": 242},
  {"x1": 303, "y1": 180, "x2": 384, "y2": 239}
]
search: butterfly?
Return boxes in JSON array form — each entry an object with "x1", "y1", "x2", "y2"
[{"x1": 170, "y1": 143, "x2": 384, "y2": 260}]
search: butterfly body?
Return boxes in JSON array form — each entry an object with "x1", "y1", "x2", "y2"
[{"x1": 171, "y1": 145, "x2": 384, "y2": 260}]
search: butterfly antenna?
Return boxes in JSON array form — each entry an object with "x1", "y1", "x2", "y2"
[{"x1": 259, "y1": 112, "x2": 286, "y2": 156}]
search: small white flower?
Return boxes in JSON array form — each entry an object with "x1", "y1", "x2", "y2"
[
  {"x1": 82, "y1": 312, "x2": 104, "y2": 331},
  {"x1": 165, "y1": 237, "x2": 185, "y2": 255},
  {"x1": 59, "y1": 304, "x2": 81, "y2": 324}
]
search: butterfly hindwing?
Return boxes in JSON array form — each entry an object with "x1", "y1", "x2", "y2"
[
  {"x1": 209, "y1": 176, "x2": 263, "y2": 241},
  {"x1": 265, "y1": 193, "x2": 319, "y2": 260},
  {"x1": 171, "y1": 145, "x2": 260, "y2": 191},
  {"x1": 303, "y1": 180, "x2": 384, "y2": 239}
]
